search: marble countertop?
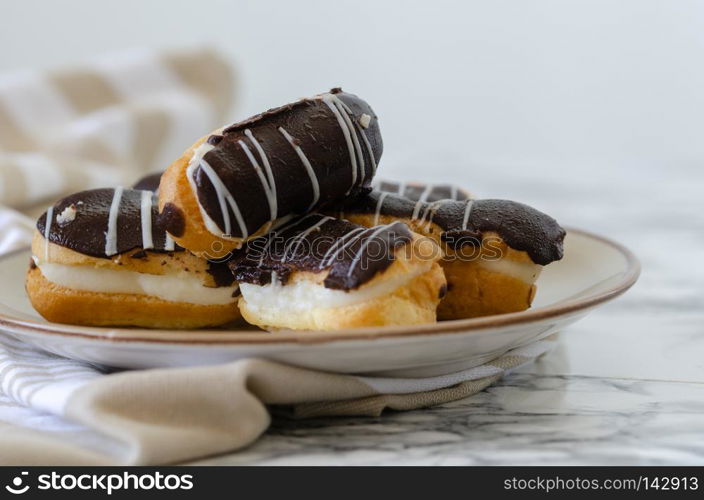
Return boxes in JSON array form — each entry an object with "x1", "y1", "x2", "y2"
[{"x1": 193, "y1": 161, "x2": 704, "y2": 466}]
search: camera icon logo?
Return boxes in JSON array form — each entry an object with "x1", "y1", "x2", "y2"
[{"x1": 5, "y1": 472, "x2": 30, "y2": 495}]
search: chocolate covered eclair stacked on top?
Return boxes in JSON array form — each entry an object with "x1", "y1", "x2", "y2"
[{"x1": 27, "y1": 88, "x2": 565, "y2": 331}]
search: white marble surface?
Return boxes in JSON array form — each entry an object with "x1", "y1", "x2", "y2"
[{"x1": 193, "y1": 161, "x2": 704, "y2": 466}]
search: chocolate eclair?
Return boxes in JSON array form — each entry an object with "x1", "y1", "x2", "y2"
[
  {"x1": 158, "y1": 88, "x2": 382, "y2": 258},
  {"x1": 331, "y1": 191, "x2": 565, "y2": 320},
  {"x1": 228, "y1": 214, "x2": 446, "y2": 331},
  {"x1": 27, "y1": 188, "x2": 241, "y2": 328}
]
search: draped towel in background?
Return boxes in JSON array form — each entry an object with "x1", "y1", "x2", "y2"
[{"x1": 0, "y1": 47, "x2": 234, "y2": 214}]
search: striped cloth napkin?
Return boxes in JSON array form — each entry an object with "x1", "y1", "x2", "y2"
[
  {"x1": 0, "y1": 331, "x2": 556, "y2": 465},
  {"x1": 0, "y1": 49, "x2": 556, "y2": 465},
  {"x1": 0, "y1": 47, "x2": 233, "y2": 215}
]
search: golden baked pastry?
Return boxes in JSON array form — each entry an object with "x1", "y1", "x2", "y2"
[
  {"x1": 332, "y1": 189, "x2": 565, "y2": 320},
  {"x1": 228, "y1": 214, "x2": 446, "y2": 331},
  {"x1": 27, "y1": 188, "x2": 240, "y2": 328}
]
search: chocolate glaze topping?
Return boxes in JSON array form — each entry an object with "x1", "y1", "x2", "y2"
[
  {"x1": 375, "y1": 180, "x2": 471, "y2": 202},
  {"x1": 188, "y1": 89, "x2": 382, "y2": 239},
  {"x1": 228, "y1": 214, "x2": 412, "y2": 291},
  {"x1": 160, "y1": 203, "x2": 186, "y2": 238},
  {"x1": 336, "y1": 191, "x2": 565, "y2": 265},
  {"x1": 36, "y1": 188, "x2": 236, "y2": 287},
  {"x1": 206, "y1": 260, "x2": 236, "y2": 287},
  {"x1": 37, "y1": 188, "x2": 180, "y2": 259},
  {"x1": 132, "y1": 172, "x2": 162, "y2": 192}
]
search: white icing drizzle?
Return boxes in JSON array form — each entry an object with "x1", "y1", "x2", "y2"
[
  {"x1": 104, "y1": 186, "x2": 123, "y2": 257},
  {"x1": 44, "y1": 205, "x2": 53, "y2": 260},
  {"x1": 257, "y1": 214, "x2": 315, "y2": 265},
  {"x1": 417, "y1": 200, "x2": 432, "y2": 224},
  {"x1": 462, "y1": 200, "x2": 474, "y2": 230},
  {"x1": 140, "y1": 190, "x2": 153, "y2": 250},
  {"x1": 164, "y1": 233, "x2": 175, "y2": 251},
  {"x1": 185, "y1": 95, "x2": 376, "y2": 240},
  {"x1": 421, "y1": 200, "x2": 446, "y2": 230},
  {"x1": 186, "y1": 142, "x2": 221, "y2": 237},
  {"x1": 374, "y1": 192, "x2": 390, "y2": 226},
  {"x1": 239, "y1": 137, "x2": 277, "y2": 221},
  {"x1": 268, "y1": 213, "x2": 296, "y2": 232},
  {"x1": 278, "y1": 127, "x2": 321, "y2": 210},
  {"x1": 244, "y1": 129, "x2": 277, "y2": 218},
  {"x1": 356, "y1": 124, "x2": 377, "y2": 175},
  {"x1": 377, "y1": 181, "x2": 469, "y2": 202},
  {"x1": 418, "y1": 196, "x2": 452, "y2": 226},
  {"x1": 421, "y1": 185, "x2": 434, "y2": 200},
  {"x1": 334, "y1": 96, "x2": 377, "y2": 177},
  {"x1": 186, "y1": 141, "x2": 247, "y2": 240},
  {"x1": 198, "y1": 160, "x2": 230, "y2": 235},
  {"x1": 281, "y1": 216, "x2": 333, "y2": 263},
  {"x1": 347, "y1": 223, "x2": 396, "y2": 277},
  {"x1": 411, "y1": 184, "x2": 433, "y2": 220},
  {"x1": 321, "y1": 94, "x2": 358, "y2": 192},
  {"x1": 198, "y1": 159, "x2": 249, "y2": 239},
  {"x1": 331, "y1": 97, "x2": 366, "y2": 185},
  {"x1": 319, "y1": 226, "x2": 367, "y2": 269}
]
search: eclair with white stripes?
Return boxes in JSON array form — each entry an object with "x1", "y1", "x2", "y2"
[
  {"x1": 374, "y1": 179, "x2": 473, "y2": 202},
  {"x1": 333, "y1": 191, "x2": 565, "y2": 320},
  {"x1": 27, "y1": 188, "x2": 241, "y2": 328},
  {"x1": 158, "y1": 88, "x2": 382, "y2": 258},
  {"x1": 228, "y1": 214, "x2": 446, "y2": 331}
]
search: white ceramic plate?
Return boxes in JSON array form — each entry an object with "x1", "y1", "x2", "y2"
[{"x1": 0, "y1": 228, "x2": 639, "y2": 376}]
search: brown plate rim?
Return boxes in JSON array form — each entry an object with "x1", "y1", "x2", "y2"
[{"x1": 0, "y1": 227, "x2": 640, "y2": 346}]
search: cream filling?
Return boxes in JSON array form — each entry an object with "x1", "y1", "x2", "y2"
[
  {"x1": 240, "y1": 264, "x2": 430, "y2": 314},
  {"x1": 33, "y1": 257, "x2": 238, "y2": 306},
  {"x1": 478, "y1": 258, "x2": 542, "y2": 284}
]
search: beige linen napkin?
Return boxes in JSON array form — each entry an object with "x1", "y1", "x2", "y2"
[
  {"x1": 0, "y1": 50, "x2": 555, "y2": 465},
  {"x1": 0, "y1": 332, "x2": 555, "y2": 465},
  {"x1": 0, "y1": 47, "x2": 234, "y2": 214}
]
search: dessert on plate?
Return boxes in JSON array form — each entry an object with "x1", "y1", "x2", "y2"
[
  {"x1": 158, "y1": 88, "x2": 382, "y2": 258},
  {"x1": 228, "y1": 213, "x2": 445, "y2": 331},
  {"x1": 332, "y1": 189, "x2": 565, "y2": 319},
  {"x1": 25, "y1": 87, "x2": 565, "y2": 330}
]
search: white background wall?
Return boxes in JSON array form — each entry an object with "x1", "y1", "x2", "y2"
[{"x1": 1, "y1": 0, "x2": 702, "y2": 221}]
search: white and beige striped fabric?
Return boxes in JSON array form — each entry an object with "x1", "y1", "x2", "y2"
[
  {"x1": 0, "y1": 47, "x2": 234, "y2": 215},
  {"x1": 0, "y1": 328, "x2": 556, "y2": 465}
]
